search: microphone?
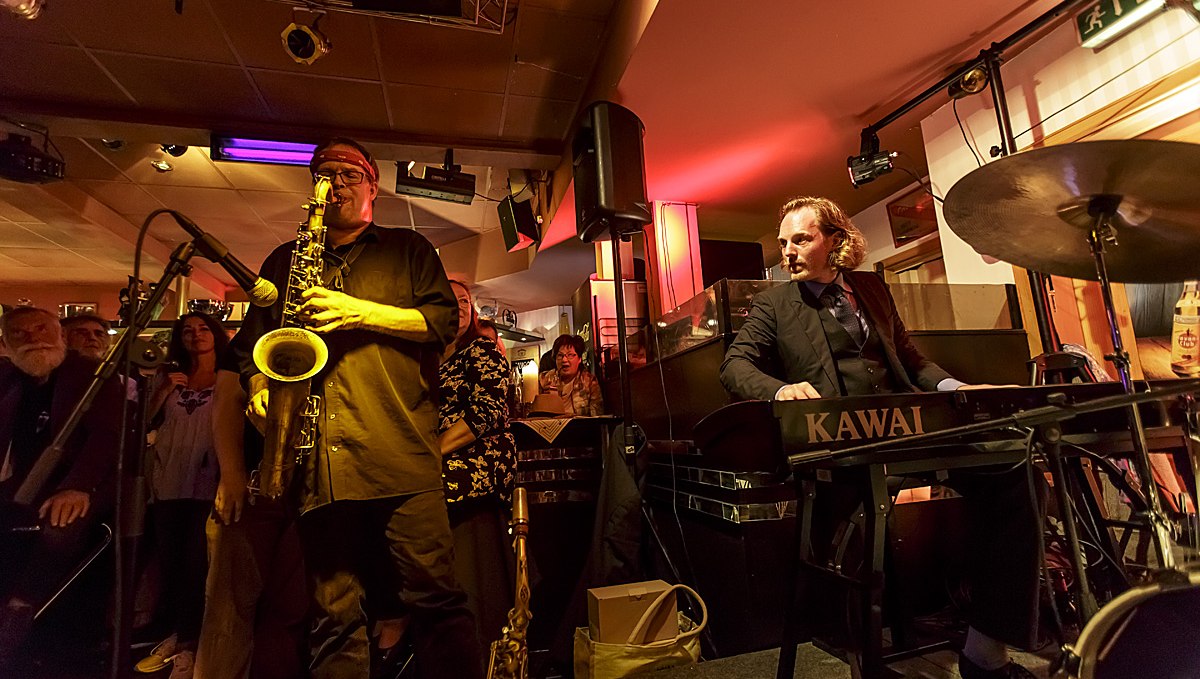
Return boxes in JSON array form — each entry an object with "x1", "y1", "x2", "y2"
[{"x1": 167, "y1": 211, "x2": 279, "y2": 307}]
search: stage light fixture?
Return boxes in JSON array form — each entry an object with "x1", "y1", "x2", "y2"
[
  {"x1": 947, "y1": 65, "x2": 989, "y2": 99},
  {"x1": 100, "y1": 139, "x2": 124, "y2": 151},
  {"x1": 161, "y1": 144, "x2": 188, "y2": 157},
  {"x1": 847, "y1": 131, "x2": 895, "y2": 188},
  {"x1": 282, "y1": 18, "x2": 330, "y2": 65},
  {"x1": 394, "y1": 149, "x2": 476, "y2": 204},
  {"x1": 210, "y1": 136, "x2": 317, "y2": 166},
  {"x1": 1, "y1": 0, "x2": 44, "y2": 19}
]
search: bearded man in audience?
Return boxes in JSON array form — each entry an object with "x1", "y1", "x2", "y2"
[{"x1": 0, "y1": 307, "x2": 124, "y2": 670}]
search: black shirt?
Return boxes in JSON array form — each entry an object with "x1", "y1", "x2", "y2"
[
  {"x1": 228, "y1": 223, "x2": 457, "y2": 512},
  {"x1": 0, "y1": 375, "x2": 54, "y2": 501}
]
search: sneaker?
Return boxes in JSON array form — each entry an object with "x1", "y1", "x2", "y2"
[
  {"x1": 168, "y1": 649, "x2": 194, "y2": 679},
  {"x1": 134, "y1": 633, "x2": 178, "y2": 673},
  {"x1": 958, "y1": 654, "x2": 1038, "y2": 679}
]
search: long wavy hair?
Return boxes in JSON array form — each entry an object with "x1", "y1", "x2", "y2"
[
  {"x1": 778, "y1": 196, "x2": 867, "y2": 271},
  {"x1": 166, "y1": 312, "x2": 229, "y2": 374},
  {"x1": 448, "y1": 279, "x2": 484, "y2": 353}
]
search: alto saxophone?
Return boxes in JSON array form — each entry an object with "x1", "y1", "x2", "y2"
[
  {"x1": 487, "y1": 487, "x2": 532, "y2": 679},
  {"x1": 248, "y1": 175, "x2": 333, "y2": 501}
]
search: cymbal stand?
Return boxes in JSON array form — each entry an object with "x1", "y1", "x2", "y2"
[{"x1": 1085, "y1": 197, "x2": 1176, "y2": 571}]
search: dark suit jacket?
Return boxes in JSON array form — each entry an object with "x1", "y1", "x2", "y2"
[
  {"x1": 0, "y1": 353, "x2": 124, "y2": 505},
  {"x1": 720, "y1": 271, "x2": 951, "y2": 401}
]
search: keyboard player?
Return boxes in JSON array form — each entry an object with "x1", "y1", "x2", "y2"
[{"x1": 720, "y1": 196, "x2": 1040, "y2": 679}]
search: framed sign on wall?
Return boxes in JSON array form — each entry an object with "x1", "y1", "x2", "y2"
[{"x1": 886, "y1": 186, "x2": 938, "y2": 249}]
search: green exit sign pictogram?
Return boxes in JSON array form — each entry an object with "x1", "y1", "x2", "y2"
[{"x1": 1076, "y1": 0, "x2": 1166, "y2": 48}]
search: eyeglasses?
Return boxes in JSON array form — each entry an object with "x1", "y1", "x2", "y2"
[
  {"x1": 313, "y1": 169, "x2": 367, "y2": 186},
  {"x1": 556, "y1": 352, "x2": 579, "y2": 360}
]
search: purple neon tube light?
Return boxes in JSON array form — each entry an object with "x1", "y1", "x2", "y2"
[{"x1": 211, "y1": 137, "x2": 316, "y2": 165}]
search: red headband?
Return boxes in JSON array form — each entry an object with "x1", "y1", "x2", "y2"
[{"x1": 310, "y1": 147, "x2": 378, "y2": 183}]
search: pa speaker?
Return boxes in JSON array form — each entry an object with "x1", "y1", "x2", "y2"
[
  {"x1": 572, "y1": 101, "x2": 652, "y2": 243},
  {"x1": 498, "y1": 196, "x2": 539, "y2": 252}
]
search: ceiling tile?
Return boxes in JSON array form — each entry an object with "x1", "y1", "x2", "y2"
[
  {"x1": 207, "y1": 0, "x2": 381, "y2": 81},
  {"x1": 411, "y1": 201, "x2": 486, "y2": 231},
  {"x1": 253, "y1": 71, "x2": 388, "y2": 129},
  {"x1": 52, "y1": 0, "x2": 239, "y2": 64},
  {"x1": 0, "y1": 39, "x2": 131, "y2": 105},
  {"x1": 501, "y1": 95, "x2": 575, "y2": 144},
  {"x1": 385, "y1": 84, "x2": 505, "y2": 139},
  {"x1": 3, "y1": 247, "x2": 95, "y2": 268},
  {"x1": 95, "y1": 53, "x2": 271, "y2": 119},
  {"x1": 375, "y1": 19, "x2": 514, "y2": 93},
  {"x1": 240, "y1": 190, "x2": 314, "y2": 223},
  {"x1": 512, "y1": 7, "x2": 603, "y2": 94},
  {"x1": 0, "y1": 9, "x2": 76, "y2": 44},
  {"x1": 0, "y1": 224, "x2": 55, "y2": 248},
  {"x1": 19, "y1": 221, "x2": 134, "y2": 250},
  {"x1": 0, "y1": 189, "x2": 40, "y2": 222},
  {"x1": 372, "y1": 196, "x2": 415, "y2": 228},
  {"x1": 0, "y1": 188, "x2": 92, "y2": 226},
  {"x1": 508, "y1": 61, "x2": 586, "y2": 101},
  {"x1": 138, "y1": 186, "x2": 255, "y2": 219},
  {"x1": 93, "y1": 143, "x2": 235, "y2": 188},
  {"x1": 54, "y1": 138, "x2": 129, "y2": 182},
  {"x1": 214, "y1": 162, "x2": 314, "y2": 192},
  {"x1": 74, "y1": 180, "x2": 164, "y2": 216}
]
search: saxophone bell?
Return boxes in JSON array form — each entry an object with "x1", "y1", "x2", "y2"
[{"x1": 252, "y1": 327, "x2": 328, "y2": 383}]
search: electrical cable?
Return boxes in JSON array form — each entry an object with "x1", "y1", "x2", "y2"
[
  {"x1": 894, "y1": 166, "x2": 944, "y2": 204},
  {"x1": 952, "y1": 99, "x2": 984, "y2": 167},
  {"x1": 1025, "y1": 428, "x2": 1066, "y2": 643}
]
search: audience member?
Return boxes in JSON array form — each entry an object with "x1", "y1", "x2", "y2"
[
  {"x1": 538, "y1": 334, "x2": 603, "y2": 416},
  {"x1": 137, "y1": 312, "x2": 228, "y2": 679},
  {"x1": 0, "y1": 307, "x2": 123, "y2": 671},
  {"x1": 439, "y1": 281, "x2": 518, "y2": 645},
  {"x1": 61, "y1": 313, "x2": 140, "y2": 401}
]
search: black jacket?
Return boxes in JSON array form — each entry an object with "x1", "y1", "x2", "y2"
[{"x1": 720, "y1": 271, "x2": 951, "y2": 400}]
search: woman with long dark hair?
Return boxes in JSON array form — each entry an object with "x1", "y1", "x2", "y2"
[{"x1": 137, "y1": 312, "x2": 229, "y2": 679}]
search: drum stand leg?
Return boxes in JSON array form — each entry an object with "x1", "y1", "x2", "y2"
[
  {"x1": 1040, "y1": 423, "x2": 1100, "y2": 622},
  {"x1": 1085, "y1": 202, "x2": 1176, "y2": 572}
]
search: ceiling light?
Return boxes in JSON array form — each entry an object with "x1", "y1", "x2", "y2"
[
  {"x1": 100, "y1": 138, "x2": 124, "y2": 151},
  {"x1": 161, "y1": 144, "x2": 188, "y2": 157},
  {"x1": 210, "y1": 136, "x2": 317, "y2": 166},
  {"x1": 947, "y1": 65, "x2": 989, "y2": 99},
  {"x1": 394, "y1": 149, "x2": 476, "y2": 204},
  {"x1": 846, "y1": 131, "x2": 895, "y2": 188},
  {"x1": 1, "y1": 0, "x2": 44, "y2": 19},
  {"x1": 150, "y1": 159, "x2": 173, "y2": 172},
  {"x1": 282, "y1": 19, "x2": 330, "y2": 65}
]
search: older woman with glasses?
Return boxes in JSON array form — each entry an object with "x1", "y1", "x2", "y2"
[{"x1": 537, "y1": 334, "x2": 604, "y2": 416}]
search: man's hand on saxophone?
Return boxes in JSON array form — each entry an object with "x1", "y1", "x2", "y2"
[
  {"x1": 245, "y1": 372, "x2": 269, "y2": 434},
  {"x1": 300, "y1": 286, "x2": 374, "y2": 333},
  {"x1": 299, "y1": 285, "x2": 444, "y2": 343}
]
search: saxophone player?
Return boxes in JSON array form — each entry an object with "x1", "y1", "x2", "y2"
[{"x1": 227, "y1": 138, "x2": 482, "y2": 679}]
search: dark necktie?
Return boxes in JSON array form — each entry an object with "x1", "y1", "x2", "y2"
[{"x1": 820, "y1": 285, "x2": 865, "y2": 346}]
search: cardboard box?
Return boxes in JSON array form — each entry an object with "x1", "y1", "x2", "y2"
[{"x1": 587, "y1": 579, "x2": 676, "y2": 644}]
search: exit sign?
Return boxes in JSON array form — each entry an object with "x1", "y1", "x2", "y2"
[{"x1": 1076, "y1": 0, "x2": 1165, "y2": 48}]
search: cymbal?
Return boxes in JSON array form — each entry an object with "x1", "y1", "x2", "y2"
[{"x1": 943, "y1": 140, "x2": 1200, "y2": 283}]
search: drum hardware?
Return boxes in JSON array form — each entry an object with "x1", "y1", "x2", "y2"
[{"x1": 945, "y1": 140, "x2": 1200, "y2": 581}]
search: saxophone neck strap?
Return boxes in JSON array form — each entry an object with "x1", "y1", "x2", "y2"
[{"x1": 322, "y1": 241, "x2": 367, "y2": 291}]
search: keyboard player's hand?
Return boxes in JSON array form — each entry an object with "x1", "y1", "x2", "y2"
[{"x1": 775, "y1": 382, "x2": 822, "y2": 400}]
